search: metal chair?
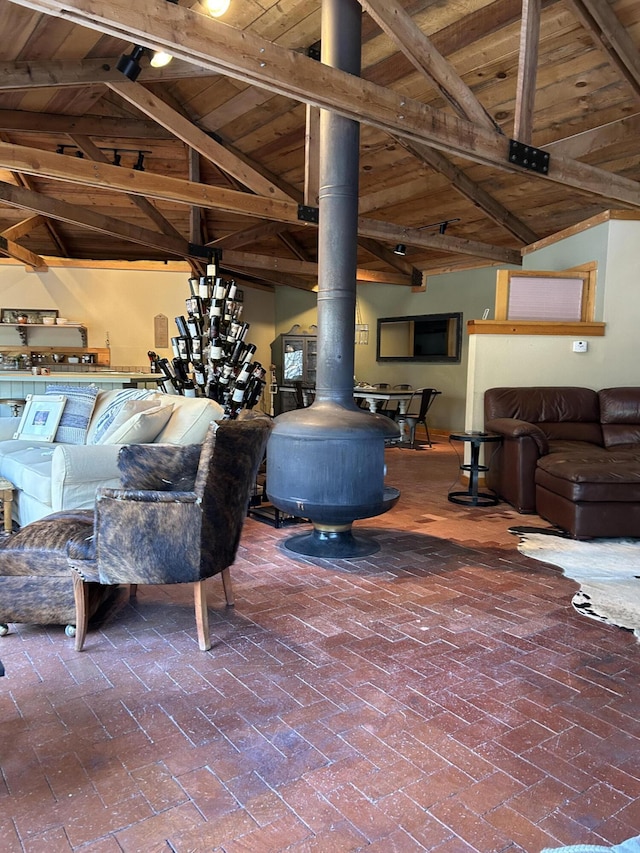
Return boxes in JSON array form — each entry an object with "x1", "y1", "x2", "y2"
[{"x1": 405, "y1": 388, "x2": 441, "y2": 448}]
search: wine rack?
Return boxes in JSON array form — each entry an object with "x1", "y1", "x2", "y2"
[{"x1": 150, "y1": 259, "x2": 266, "y2": 419}]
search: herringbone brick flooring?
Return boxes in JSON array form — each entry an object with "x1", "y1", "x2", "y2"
[{"x1": 1, "y1": 435, "x2": 639, "y2": 852}]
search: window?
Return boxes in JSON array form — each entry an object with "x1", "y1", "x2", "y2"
[{"x1": 495, "y1": 266, "x2": 596, "y2": 322}]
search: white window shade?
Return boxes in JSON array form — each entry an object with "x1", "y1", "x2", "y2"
[{"x1": 506, "y1": 275, "x2": 584, "y2": 321}]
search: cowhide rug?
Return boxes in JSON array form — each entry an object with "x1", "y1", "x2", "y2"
[{"x1": 514, "y1": 531, "x2": 640, "y2": 639}]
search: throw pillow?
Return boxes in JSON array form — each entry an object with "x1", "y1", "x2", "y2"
[
  {"x1": 153, "y1": 398, "x2": 224, "y2": 445},
  {"x1": 118, "y1": 443, "x2": 203, "y2": 491},
  {"x1": 88, "y1": 388, "x2": 159, "y2": 444},
  {"x1": 98, "y1": 402, "x2": 174, "y2": 445},
  {"x1": 45, "y1": 383, "x2": 100, "y2": 445}
]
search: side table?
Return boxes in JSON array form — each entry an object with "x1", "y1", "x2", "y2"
[
  {"x1": 0, "y1": 477, "x2": 14, "y2": 533},
  {"x1": 448, "y1": 431, "x2": 502, "y2": 507}
]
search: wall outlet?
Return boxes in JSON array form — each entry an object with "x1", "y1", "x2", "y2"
[{"x1": 572, "y1": 340, "x2": 588, "y2": 353}]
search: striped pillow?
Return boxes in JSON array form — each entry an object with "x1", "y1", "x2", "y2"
[
  {"x1": 89, "y1": 388, "x2": 158, "y2": 444},
  {"x1": 45, "y1": 383, "x2": 100, "y2": 445}
]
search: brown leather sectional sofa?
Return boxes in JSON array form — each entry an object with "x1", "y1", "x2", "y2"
[{"x1": 484, "y1": 386, "x2": 640, "y2": 538}]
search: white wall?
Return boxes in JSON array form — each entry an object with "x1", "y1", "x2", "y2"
[
  {"x1": 0, "y1": 261, "x2": 275, "y2": 371},
  {"x1": 465, "y1": 217, "x2": 640, "y2": 430}
]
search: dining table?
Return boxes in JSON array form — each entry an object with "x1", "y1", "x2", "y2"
[{"x1": 353, "y1": 386, "x2": 414, "y2": 415}]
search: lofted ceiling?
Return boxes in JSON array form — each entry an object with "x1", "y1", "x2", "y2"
[{"x1": 0, "y1": 0, "x2": 638, "y2": 291}]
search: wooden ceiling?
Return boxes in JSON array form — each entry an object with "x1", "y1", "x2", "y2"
[{"x1": 0, "y1": 0, "x2": 639, "y2": 290}]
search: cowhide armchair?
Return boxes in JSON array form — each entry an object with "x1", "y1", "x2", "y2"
[{"x1": 68, "y1": 416, "x2": 272, "y2": 652}]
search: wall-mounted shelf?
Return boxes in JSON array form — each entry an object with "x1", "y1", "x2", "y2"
[{"x1": 2, "y1": 322, "x2": 88, "y2": 347}]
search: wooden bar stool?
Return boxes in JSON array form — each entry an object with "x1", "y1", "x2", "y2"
[{"x1": 0, "y1": 398, "x2": 26, "y2": 418}]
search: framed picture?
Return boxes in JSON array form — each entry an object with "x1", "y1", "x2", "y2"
[{"x1": 13, "y1": 395, "x2": 66, "y2": 442}]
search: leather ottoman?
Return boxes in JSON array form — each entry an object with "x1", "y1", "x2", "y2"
[{"x1": 535, "y1": 452, "x2": 640, "y2": 538}]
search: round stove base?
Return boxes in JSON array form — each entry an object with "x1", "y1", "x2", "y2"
[{"x1": 283, "y1": 525, "x2": 380, "y2": 558}]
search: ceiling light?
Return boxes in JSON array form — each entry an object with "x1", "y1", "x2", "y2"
[
  {"x1": 150, "y1": 50, "x2": 173, "y2": 68},
  {"x1": 113, "y1": 150, "x2": 121, "y2": 166},
  {"x1": 394, "y1": 243, "x2": 406, "y2": 256},
  {"x1": 116, "y1": 45, "x2": 148, "y2": 81},
  {"x1": 203, "y1": 0, "x2": 231, "y2": 17},
  {"x1": 133, "y1": 152, "x2": 145, "y2": 172}
]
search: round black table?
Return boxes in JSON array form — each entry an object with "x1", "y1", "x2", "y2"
[{"x1": 448, "y1": 431, "x2": 502, "y2": 507}]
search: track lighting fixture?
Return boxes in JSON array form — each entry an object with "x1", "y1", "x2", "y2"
[
  {"x1": 56, "y1": 144, "x2": 64, "y2": 154},
  {"x1": 394, "y1": 243, "x2": 407, "y2": 256},
  {"x1": 116, "y1": 44, "x2": 148, "y2": 81},
  {"x1": 133, "y1": 152, "x2": 145, "y2": 172},
  {"x1": 150, "y1": 50, "x2": 173, "y2": 68},
  {"x1": 113, "y1": 150, "x2": 121, "y2": 166}
]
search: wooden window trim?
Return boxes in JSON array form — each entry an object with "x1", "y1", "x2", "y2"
[{"x1": 495, "y1": 266, "x2": 596, "y2": 323}]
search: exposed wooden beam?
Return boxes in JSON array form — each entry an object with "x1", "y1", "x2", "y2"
[
  {"x1": 69, "y1": 134, "x2": 186, "y2": 242},
  {"x1": 209, "y1": 221, "x2": 290, "y2": 250},
  {"x1": 357, "y1": 0, "x2": 500, "y2": 133},
  {"x1": 0, "y1": 140, "x2": 521, "y2": 263},
  {"x1": 222, "y1": 249, "x2": 412, "y2": 285},
  {"x1": 0, "y1": 234, "x2": 47, "y2": 269},
  {"x1": 565, "y1": 0, "x2": 640, "y2": 98},
  {"x1": 1, "y1": 214, "x2": 45, "y2": 241},
  {"x1": 0, "y1": 131, "x2": 68, "y2": 256},
  {"x1": 0, "y1": 57, "x2": 213, "y2": 90},
  {"x1": 513, "y1": 0, "x2": 540, "y2": 144},
  {"x1": 107, "y1": 81, "x2": 294, "y2": 202},
  {"x1": 0, "y1": 181, "x2": 193, "y2": 258},
  {"x1": 9, "y1": 0, "x2": 640, "y2": 211},
  {"x1": 0, "y1": 108, "x2": 171, "y2": 138},
  {"x1": 397, "y1": 139, "x2": 539, "y2": 245},
  {"x1": 546, "y1": 114, "x2": 640, "y2": 160}
]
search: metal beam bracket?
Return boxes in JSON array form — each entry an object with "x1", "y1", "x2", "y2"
[
  {"x1": 298, "y1": 204, "x2": 319, "y2": 224},
  {"x1": 188, "y1": 243, "x2": 221, "y2": 264},
  {"x1": 508, "y1": 139, "x2": 550, "y2": 174}
]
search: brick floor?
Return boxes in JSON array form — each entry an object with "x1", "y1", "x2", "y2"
[{"x1": 1, "y1": 435, "x2": 639, "y2": 851}]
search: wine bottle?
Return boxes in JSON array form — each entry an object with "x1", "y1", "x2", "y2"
[
  {"x1": 183, "y1": 378, "x2": 197, "y2": 398},
  {"x1": 187, "y1": 316, "x2": 201, "y2": 339},
  {"x1": 175, "y1": 315, "x2": 189, "y2": 337}
]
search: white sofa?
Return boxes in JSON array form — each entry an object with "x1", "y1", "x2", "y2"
[{"x1": 0, "y1": 386, "x2": 224, "y2": 527}]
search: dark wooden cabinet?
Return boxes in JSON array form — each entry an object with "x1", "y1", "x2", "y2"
[{"x1": 271, "y1": 325, "x2": 317, "y2": 414}]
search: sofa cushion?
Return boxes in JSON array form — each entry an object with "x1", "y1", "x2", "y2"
[
  {"x1": 46, "y1": 384, "x2": 100, "y2": 445},
  {"x1": 0, "y1": 440, "x2": 56, "y2": 506},
  {"x1": 118, "y1": 443, "x2": 202, "y2": 491},
  {"x1": 484, "y1": 386, "x2": 604, "y2": 445},
  {"x1": 536, "y1": 452, "x2": 640, "y2": 502},
  {"x1": 598, "y1": 387, "x2": 640, "y2": 448},
  {"x1": 98, "y1": 401, "x2": 174, "y2": 445},
  {"x1": 88, "y1": 388, "x2": 159, "y2": 444},
  {"x1": 154, "y1": 397, "x2": 224, "y2": 445}
]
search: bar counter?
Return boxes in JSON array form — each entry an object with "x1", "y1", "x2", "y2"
[{"x1": 0, "y1": 372, "x2": 163, "y2": 415}]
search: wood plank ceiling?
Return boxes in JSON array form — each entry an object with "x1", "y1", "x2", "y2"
[{"x1": 0, "y1": 0, "x2": 638, "y2": 290}]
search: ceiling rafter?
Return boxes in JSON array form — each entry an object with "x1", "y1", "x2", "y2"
[
  {"x1": 7, "y1": 0, "x2": 639, "y2": 212},
  {"x1": 395, "y1": 139, "x2": 539, "y2": 245},
  {"x1": 107, "y1": 81, "x2": 295, "y2": 202},
  {"x1": 0, "y1": 180, "x2": 193, "y2": 258},
  {"x1": 0, "y1": 139, "x2": 522, "y2": 264},
  {"x1": 513, "y1": 0, "x2": 540, "y2": 144},
  {"x1": 565, "y1": 0, "x2": 640, "y2": 99},
  {"x1": 1, "y1": 213, "x2": 45, "y2": 240},
  {"x1": 0, "y1": 232, "x2": 46, "y2": 268},
  {"x1": 0, "y1": 131, "x2": 68, "y2": 257},
  {"x1": 69, "y1": 134, "x2": 186, "y2": 242},
  {"x1": 357, "y1": 0, "x2": 501, "y2": 133}
]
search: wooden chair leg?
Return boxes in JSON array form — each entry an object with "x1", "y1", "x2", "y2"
[
  {"x1": 72, "y1": 572, "x2": 89, "y2": 652},
  {"x1": 193, "y1": 580, "x2": 211, "y2": 651},
  {"x1": 221, "y1": 567, "x2": 234, "y2": 606}
]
